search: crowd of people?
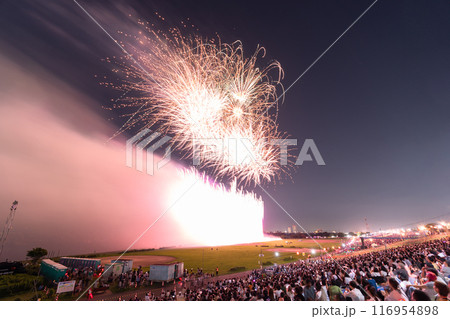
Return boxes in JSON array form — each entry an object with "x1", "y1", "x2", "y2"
[
  {"x1": 107, "y1": 267, "x2": 147, "y2": 289},
  {"x1": 131, "y1": 237, "x2": 450, "y2": 301}
]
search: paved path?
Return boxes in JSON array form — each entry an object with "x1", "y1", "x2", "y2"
[{"x1": 90, "y1": 270, "x2": 255, "y2": 301}]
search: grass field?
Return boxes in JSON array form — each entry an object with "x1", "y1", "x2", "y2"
[{"x1": 108, "y1": 239, "x2": 344, "y2": 274}]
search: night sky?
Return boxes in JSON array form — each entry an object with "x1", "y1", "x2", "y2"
[{"x1": 1, "y1": 0, "x2": 450, "y2": 237}]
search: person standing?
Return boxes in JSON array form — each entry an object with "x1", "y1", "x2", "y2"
[{"x1": 87, "y1": 288, "x2": 93, "y2": 300}]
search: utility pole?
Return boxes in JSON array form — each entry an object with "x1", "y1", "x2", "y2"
[{"x1": 0, "y1": 201, "x2": 19, "y2": 260}]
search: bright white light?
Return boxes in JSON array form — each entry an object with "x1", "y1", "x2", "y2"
[
  {"x1": 311, "y1": 249, "x2": 316, "y2": 254},
  {"x1": 169, "y1": 169, "x2": 269, "y2": 246},
  {"x1": 275, "y1": 252, "x2": 279, "y2": 257}
]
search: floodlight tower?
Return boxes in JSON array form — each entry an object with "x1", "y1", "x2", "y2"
[{"x1": 0, "y1": 201, "x2": 19, "y2": 260}]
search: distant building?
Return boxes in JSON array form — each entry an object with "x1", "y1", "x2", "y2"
[
  {"x1": 287, "y1": 227, "x2": 292, "y2": 234},
  {"x1": 292, "y1": 225, "x2": 297, "y2": 233}
]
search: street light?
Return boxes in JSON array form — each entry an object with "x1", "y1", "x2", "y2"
[{"x1": 258, "y1": 248, "x2": 264, "y2": 269}]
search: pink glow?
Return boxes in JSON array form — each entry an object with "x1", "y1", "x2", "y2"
[{"x1": 0, "y1": 52, "x2": 269, "y2": 261}]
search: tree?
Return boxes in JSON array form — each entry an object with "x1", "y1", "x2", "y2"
[{"x1": 26, "y1": 247, "x2": 47, "y2": 263}]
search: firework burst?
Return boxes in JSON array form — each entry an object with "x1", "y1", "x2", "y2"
[{"x1": 105, "y1": 25, "x2": 288, "y2": 185}]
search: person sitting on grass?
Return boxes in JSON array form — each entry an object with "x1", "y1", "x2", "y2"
[
  {"x1": 439, "y1": 259, "x2": 450, "y2": 278},
  {"x1": 344, "y1": 281, "x2": 364, "y2": 301},
  {"x1": 365, "y1": 285, "x2": 381, "y2": 301},
  {"x1": 383, "y1": 278, "x2": 408, "y2": 301},
  {"x1": 410, "y1": 289, "x2": 430, "y2": 301},
  {"x1": 408, "y1": 271, "x2": 438, "y2": 300},
  {"x1": 327, "y1": 280, "x2": 342, "y2": 301},
  {"x1": 433, "y1": 281, "x2": 449, "y2": 301},
  {"x1": 303, "y1": 279, "x2": 315, "y2": 301}
]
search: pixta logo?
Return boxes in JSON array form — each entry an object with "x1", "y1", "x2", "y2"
[{"x1": 126, "y1": 129, "x2": 172, "y2": 175}]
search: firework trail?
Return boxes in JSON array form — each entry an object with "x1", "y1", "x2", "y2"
[{"x1": 104, "y1": 24, "x2": 288, "y2": 185}]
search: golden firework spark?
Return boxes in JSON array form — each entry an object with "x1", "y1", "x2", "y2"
[{"x1": 105, "y1": 26, "x2": 289, "y2": 185}]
